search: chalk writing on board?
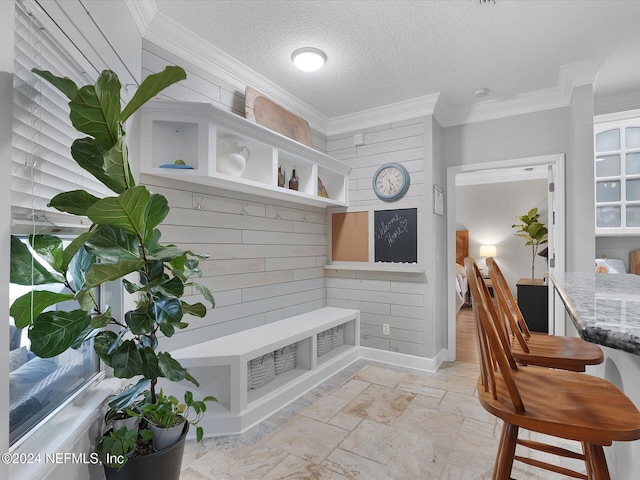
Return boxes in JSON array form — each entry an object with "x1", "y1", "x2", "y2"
[
  {"x1": 374, "y1": 208, "x2": 417, "y2": 263},
  {"x1": 375, "y1": 212, "x2": 409, "y2": 247}
]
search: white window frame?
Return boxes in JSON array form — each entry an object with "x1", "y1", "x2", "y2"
[{"x1": 594, "y1": 113, "x2": 640, "y2": 236}]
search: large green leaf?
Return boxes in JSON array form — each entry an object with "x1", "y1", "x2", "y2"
[
  {"x1": 181, "y1": 301, "x2": 207, "y2": 318},
  {"x1": 29, "y1": 309, "x2": 92, "y2": 358},
  {"x1": 87, "y1": 186, "x2": 150, "y2": 236},
  {"x1": 32, "y1": 69, "x2": 78, "y2": 100},
  {"x1": 29, "y1": 235, "x2": 63, "y2": 272},
  {"x1": 153, "y1": 297, "x2": 182, "y2": 326},
  {"x1": 144, "y1": 193, "x2": 169, "y2": 239},
  {"x1": 120, "y1": 66, "x2": 187, "y2": 122},
  {"x1": 148, "y1": 245, "x2": 207, "y2": 263},
  {"x1": 61, "y1": 231, "x2": 96, "y2": 272},
  {"x1": 108, "y1": 378, "x2": 150, "y2": 410},
  {"x1": 194, "y1": 282, "x2": 216, "y2": 308},
  {"x1": 68, "y1": 244, "x2": 96, "y2": 292},
  {"x1": 125, "y1": 306, "x2": 154, "y2": 335},
  {"x1": 139, "y1": 347, "x2": 163, "y2": 380},
  {"x1": 150, "y1": 277, "x2": 184, "y2": 298},
  {"x1": 90, "y1": 306, "x2": 113, "y2": 329},
  {"x1": 103, "y1": 136, "x2": 135, "y2": 192},
  {"x1": 10, "y1": 290, "x2": 74, "y2": 328},
  {"x1": 84, "y1": 225, "x2": 141, "y2": 262},
  {"x1": 70, "y1": 137, "x2": 130, "y2": 194},
  {"x1": 94, "y1": 330, "x2": 119, "y2": 367},
  {"x1": 10, "y1": 236, "x2": 65, "y2": 286},
  {"x1": 69, "y1": 70, "x2": 120, "y2": 151},
  {"x1": 110, "y1": 339, "x2": 143, "y2": 378},
  {"x1": 84, "y1": 259, "x2": 144, "y2": 288},
  {"x1": 157, "y1": 352, "x2": 198, "y2": 385},
  {"x1": 49, "y1": 189, "x2": 101, "y2": 216}
]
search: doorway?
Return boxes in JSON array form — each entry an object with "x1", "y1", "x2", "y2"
[{"x1": 446, "y1": 154, "x2": 565, "y2": 362}]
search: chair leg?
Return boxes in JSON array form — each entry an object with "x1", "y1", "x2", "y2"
[
  {"x1": 584, "y1": 443, "x2": 610, "y2": 480},
  {"x1": 493, "y1": 423, "x2": 519, "y2": 480}
]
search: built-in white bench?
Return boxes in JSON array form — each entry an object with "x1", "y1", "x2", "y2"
[{"x1": 169, "y1": 307, "x2": 360, "y2": 437}]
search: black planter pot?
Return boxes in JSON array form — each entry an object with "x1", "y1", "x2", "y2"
[{"x1": 103, "y1": 423, "x2": 188, "y2": 480}]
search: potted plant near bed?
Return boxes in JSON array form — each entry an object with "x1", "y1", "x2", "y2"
[
  {"x1": 9, "y1": 65, "x2": 216, "y2": 479},
  {"x1": 512, "y1": 207, "x2": 548, "y2": 279}
]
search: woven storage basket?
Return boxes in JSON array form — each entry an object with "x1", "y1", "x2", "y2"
[
  {"x1": 247, "y1": 352, "x2": 275, "y2": 390},
  {"x1": 274, "y1": 343, "x2": 297, "y2": 375},
  {"x1": 331, "y1": 324, "x2": 345, "y2": 349},
  {"x1": 317, "y1": 329, "x2": 332, "y2": 357}
]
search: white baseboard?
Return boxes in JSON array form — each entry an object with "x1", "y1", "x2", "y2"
[{"x1": 359, "y1": 346, "x2": 448, "y2": 373}]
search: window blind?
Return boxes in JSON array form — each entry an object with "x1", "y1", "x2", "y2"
[{"x1": 12, "y1": 0, "x2": 111, "y2": 230}]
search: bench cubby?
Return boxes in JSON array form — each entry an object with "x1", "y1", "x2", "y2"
[{"x1": 168, "y1": 307, "x2": 359, "y2": 436}]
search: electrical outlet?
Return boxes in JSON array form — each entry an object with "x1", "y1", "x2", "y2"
[{"x1": 383, "y1": 324, "x2": 390, "y2": 335}]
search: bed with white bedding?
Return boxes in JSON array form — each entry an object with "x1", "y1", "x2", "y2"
[
  {"x1": 455, "y1": 263, "x2": 468, "y2": 313},
  {"x1": 455, "y1": 230, "x2": 470, "y2": 313}
]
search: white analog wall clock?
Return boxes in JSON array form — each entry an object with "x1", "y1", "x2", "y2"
[{"x1": 372, "y1": 162, "x2": 410, "y2": 201}]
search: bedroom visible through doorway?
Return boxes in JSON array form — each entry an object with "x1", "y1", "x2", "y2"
[{"x1": 446, "y1": 154, "x2": 565, "y2": 363}]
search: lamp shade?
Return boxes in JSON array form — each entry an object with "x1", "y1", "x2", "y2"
[{"x1": 479, "y1": 245, "x2": 497, "y2": 258}]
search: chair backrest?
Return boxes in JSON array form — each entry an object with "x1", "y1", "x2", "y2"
[
  {"x1": 486, "y1": 257, "x2": 531, "y2": 353},
  {"x1": 464, "y1": 257, "x2": 525, "y2": 413}
]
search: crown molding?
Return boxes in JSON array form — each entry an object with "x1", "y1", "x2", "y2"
[
  {"x1": 326, "y1": 93, "x2": 440, "y2": 136},
  {"x1": 595, "y1": 92, "x2": 640, "y2": 118},
  {"x1": 435, "y1": 87, "x2": 569, "y2": 128},
  {"x1": 141, "y1": 11, "x2": 330, "y2": 134},
  {"x1": 133, "y1": 3, "x2": 606, "y2": 136},
  {"x1": 436, "y1": 58, "x2": 605, "y2": 127},
  {"x1": 124, "y1": 0, "x2": 157, "y2": 37}
]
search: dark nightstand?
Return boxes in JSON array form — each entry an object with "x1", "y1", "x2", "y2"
[{"x1": 516, "y1": 278, "x2": 548, "y2": 333}]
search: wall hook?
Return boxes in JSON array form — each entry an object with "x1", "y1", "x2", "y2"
[
  {"x1": 195, "y1": 196, "x2": 205, "y2": 211},
  {"x1": 276, "y1": 209, "x2": 282, "y2": 220},
  {"x1": 241, "y1": 203, "x2": 249, "y2": 215}
]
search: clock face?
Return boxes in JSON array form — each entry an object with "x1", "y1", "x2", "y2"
[{"x1": 372, "y1": 163, "x2": 410, "y2": 201}]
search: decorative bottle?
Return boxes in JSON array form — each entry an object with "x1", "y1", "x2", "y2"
[
  {"x1": 278, "y1": 166, "x2": 285, "y2": 187},
  {"x1": 289, "y1": 167, "x2": 299, "y2": 191}
]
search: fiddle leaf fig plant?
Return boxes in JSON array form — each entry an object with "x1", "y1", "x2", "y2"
[
  {"x1": 9, "y1": 65, "x2": 216, "y2": 461},
  {"x1": 512, "y1": 207, "x2": 548, "y2": 279}
]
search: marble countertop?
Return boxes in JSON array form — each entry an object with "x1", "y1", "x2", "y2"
[{"x1": 551, "y1": 272, "x2": 640, "y2": 355}]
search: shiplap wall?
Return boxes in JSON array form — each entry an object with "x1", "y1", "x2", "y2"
[
  {"x1": 325, "y1": 119, "x2": 431, "y2": 357},
  {"x1": 139, "y1": 45, "x2": 329, "y2": 351}
]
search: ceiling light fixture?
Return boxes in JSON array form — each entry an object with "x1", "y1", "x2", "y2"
[
  {"x1": 473, "y1": 88, "x2": 490, "y2": 98},
  {"x1": 291, "y1": 47, "x2": 327, "y2": 72}
]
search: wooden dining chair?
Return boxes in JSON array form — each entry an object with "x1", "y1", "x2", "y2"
[
  {"x1": 465, "y1": 256, "x2": 640, "y2": 480},
  {"x1": 486, "y1": 257, "x2": 603, "y2": 372}
]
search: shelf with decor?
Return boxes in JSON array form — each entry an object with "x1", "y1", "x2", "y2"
[{"x1": 138, "y1": 100, "x2": 349, "y2": 207}]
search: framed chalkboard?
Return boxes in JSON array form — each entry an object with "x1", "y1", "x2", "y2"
[{"x1": 374, "y1": 208, "x2": 417, "y2": 263}]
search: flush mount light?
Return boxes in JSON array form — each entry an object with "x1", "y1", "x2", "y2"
[
  {"x1": 473, "y1": 88, "x2": 490, "y2": 98},
  {"x1": 291, "y1": 47, "x2": 327, "y2": 72}
]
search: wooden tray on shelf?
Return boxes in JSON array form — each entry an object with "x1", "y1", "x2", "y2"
[{"x1": 245, "y1": 86, "x2": 313, "y2": 147}]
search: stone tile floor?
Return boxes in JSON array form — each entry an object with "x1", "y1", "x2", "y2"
[{"x1": 180, "y1": 360, "x2": 586, "y2": 479}]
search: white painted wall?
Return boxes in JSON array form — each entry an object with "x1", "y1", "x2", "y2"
[
  {"x1": 325, "y1": 118, "x2": 431, "y2": 356},
  {"x1": 456, "y1": 179, "x2": 549, "y2": 291},
  {"x1": 137, "y1": 44, "x2": 329, "y2": 351},
  {"x1": 143, "y1": 177, "x2": 328, "y2": 352}
]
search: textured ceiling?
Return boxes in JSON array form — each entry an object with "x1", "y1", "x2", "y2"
[{"x1": 153, "y1": 0, "x2": 640, "y2": 119}]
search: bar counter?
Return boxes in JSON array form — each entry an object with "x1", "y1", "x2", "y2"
[{"x1": 551, "y1": 272, "x2": 640, "y2": 355}]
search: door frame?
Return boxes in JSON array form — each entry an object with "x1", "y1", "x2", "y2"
[{"x1": 446, "y1": 154, "x2": 565, "y2": 362}]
